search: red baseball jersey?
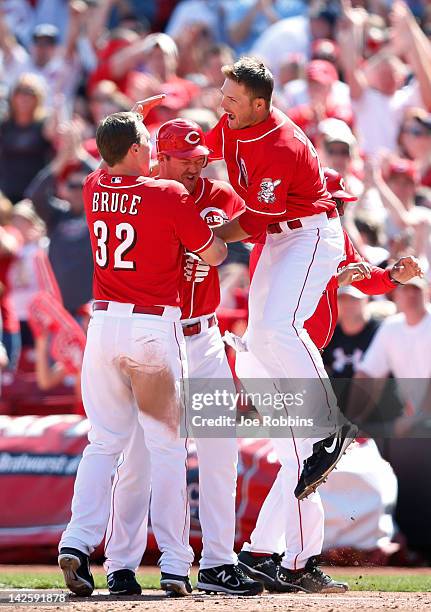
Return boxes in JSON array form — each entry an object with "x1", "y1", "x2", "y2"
[
  {"x1": 205, "y1": 108, "x2": 335, "y2": 236},
  {"x1": 249, "y1": 229, "x2": 396, "y2": 350},
  {"x1": 83, "y1": 169, "x2": 214, "y2": 307},
  {"x1": 181, "y1": 177, "x2": 245, "y2": 319}
]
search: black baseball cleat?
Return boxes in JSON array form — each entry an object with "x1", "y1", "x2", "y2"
[
  {"x1": 58, "y1": 547, "x2": 94, "y2": 597},
  {"x1": 107, "y1": 569, "x2": 142, "y2": 595},
  {"x1": 160, "y1": 572, "x2": 193, "y2": 597},
  {"x1": 295, "y1": 423, "x2": 358, "y2": 500},
  {"x1": 237, "y1": 551, "x2": 282, "y2": 589},
  {"x1": 272, "y1": 557, "x2": 348, "y2": 593},
  {"x1": 197, "y1": 563, "x2": 264, "y2": 596}
]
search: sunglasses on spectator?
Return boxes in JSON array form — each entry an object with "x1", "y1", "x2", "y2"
[
  {"x1": 324, "y1": 145, "x2": 350, "y2": 157},
  {"x1": 14, "y1": 87, "x2": 37, "y2": 96},
  {"x1": 401, "y1": 125, "x2": 431, "y2": 137}
]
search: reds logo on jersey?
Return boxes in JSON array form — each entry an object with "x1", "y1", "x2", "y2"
[
  {"x1": 257, "y1": 178, "x2": 281, "y2": 204},
  {"x1": 200, "y1": 207, "x2": 229, "y2": 228}
]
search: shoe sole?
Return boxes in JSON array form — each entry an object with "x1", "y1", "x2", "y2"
[
  {"x1": 58, "y1": 554, "x2": 93, "y2": 597},
  {"x1": 295, "y1": 426, "x2": 358, "y2": 501},
  {"x1": 160, "y1": 579, "x2": 191, "y2": 597},
  {"x1": 197, "y1": 580, "x2": 264, "y2": 596},
  {"x1": 270, "y1": 580, "x2": 348, "y2": 594},
  {"x1": 237, "y1": 560, "x2": 277, "y2": 588},
  {"x1": 109, "y1": 589, "x2": 142, "y2": 596}
]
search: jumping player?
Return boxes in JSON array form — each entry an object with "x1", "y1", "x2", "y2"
[{"x1": 204, "y1": 56, "x2": 354, "y2": 590}]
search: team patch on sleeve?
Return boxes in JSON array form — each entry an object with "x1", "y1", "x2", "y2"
[{"x1": 257, "y1": 178, "x2": 281, "y2": 204}]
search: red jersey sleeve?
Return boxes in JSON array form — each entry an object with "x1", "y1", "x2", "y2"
[
  {"x1": 343, "y1": 231, "x2": 397, "y2": 294},
  {"x1": 173, "y1": 191, "x2": 214, "y2": 254},
  {"x1": 206, "y1": 116, "x2": 227, "y2": 161}
]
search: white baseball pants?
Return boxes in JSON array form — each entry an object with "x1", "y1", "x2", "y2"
[
  {"x1": 241, "y1": 212, "x2": 344, "y2": 569},
  {"x1": 104, "y1": 316, "x2": 238, "y2": 575},
  {"x1": 59, "y1": 302, "x2": 193, "y2": 576}
]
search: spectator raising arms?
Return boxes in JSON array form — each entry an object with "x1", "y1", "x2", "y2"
[{"x1": 26, "y1": 120, "x2": 97, "y2": 316}]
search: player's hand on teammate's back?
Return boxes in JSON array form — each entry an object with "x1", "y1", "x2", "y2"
[
  {"x1": 337, "y1": 261, "x2": 372, "y2": 286},
  {"x1": 184, "y1": 253, "x2": 211, "y2": 283},
  {"x1": 390, "y1": 256, "x2": 424, "y2": 284}
]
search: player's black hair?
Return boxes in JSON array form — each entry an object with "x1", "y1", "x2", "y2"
[
  {"x1": 222, "y1": 56, "x2": 274, "y2": 107},
  {"x1": 96, "y1": 111, "x2": 143, "y2": 167}
]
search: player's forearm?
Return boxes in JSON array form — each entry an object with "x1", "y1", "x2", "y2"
[
  {"x1": 352, "y1": 267, "x2": 396, "y2": 294},
  {"x1": 214, "y1": 218, "x2": 250, "y2": 243}
]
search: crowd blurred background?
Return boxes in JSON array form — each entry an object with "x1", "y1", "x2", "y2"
[{"x1": 0, "y1": 0, "x2": 431, "y2": 564}]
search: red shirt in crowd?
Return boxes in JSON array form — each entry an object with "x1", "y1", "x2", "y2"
[
  {"x1": 83, "y1": 169, "x2": 214, "y2": 307},
  {"x1": 181, "y1": 177, "x2": 245, "y2": 319},
  {"x1": 0, "y1": 226, "x2": 23, "y2": 333},
  {"x1": 206, "y1": 108, "x2": 335, "y2": 236},
  {"x1": 249, "y1": 229, "x2": 397, "y2": 350}
]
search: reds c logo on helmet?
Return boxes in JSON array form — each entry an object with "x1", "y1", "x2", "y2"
[{"x1": 184, "y1": 131, "x2": 201, "y2": 145}]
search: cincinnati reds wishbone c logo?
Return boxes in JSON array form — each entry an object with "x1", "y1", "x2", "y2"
[{"x1": 184, "y1": 130, "x2": 201, "y2": 145}]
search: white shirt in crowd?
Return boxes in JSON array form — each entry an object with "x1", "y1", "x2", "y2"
[
  {"x1": 8, "y1": 241, "x2": 46, "y2": 322},
  {"x1": 283, "y1": 79, "x2": 351, "y2": 109},
  {"x1": 358, "y1": 307, "x2": 431, "y2": 412},
  {"x1": 352, "y1": 81, "x2": 423, "y2": 157}
]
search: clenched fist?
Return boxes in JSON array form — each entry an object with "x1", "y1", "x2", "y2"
[
  {"x1": 184, "y1": 253, "x2": 211, "y2": 283},
  {"x1": 389, "y1": 256, "x2": 424, "y2": 284}
]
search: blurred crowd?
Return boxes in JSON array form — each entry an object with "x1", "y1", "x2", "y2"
[{"x1": 0, "y1": 0, "x2": 431, "y2": 559}]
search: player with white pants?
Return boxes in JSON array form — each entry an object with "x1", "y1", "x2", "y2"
[
  {"x1": 206, "y1": 57, "x2": 356, "y2": 592},
  {"x1": 103, "y1": 119, "x2": 263, "y2": 597},
  {"x1": 58, "y1": 111, "x2": 227, "y2": 597}
]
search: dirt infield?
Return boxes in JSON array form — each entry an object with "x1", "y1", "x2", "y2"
[
  {"x1": 2, "y1": 589, "x2": 431, "y2": 612},
  {"x1": 1, "y1": 566, "x2": 431, "y2": 611}
]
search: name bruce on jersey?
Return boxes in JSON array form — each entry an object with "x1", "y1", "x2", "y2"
[{"x1": 92, "y1": 192, "x2": 141, "y2": 215}]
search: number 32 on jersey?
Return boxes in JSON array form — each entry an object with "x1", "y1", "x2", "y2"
[{"x1": 93, "y1": 221, "x2": 136, "y2": 270}]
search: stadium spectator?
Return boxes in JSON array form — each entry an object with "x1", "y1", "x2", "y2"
[
  {"x1": 0, "y1": 191, "x2": 22, "y2": 370},
  {"x1": 398, "y1": 108, "x2": 431, "y2": 187},
  {"x1": 8, "y1": 199, "x2": 47, "y2": 349},
  {"x1": 337, "y1": 0, "x2": 431, "y2": 156},
  {"x1": 0, "y1": 74, "x2": 55, "y2": 203},
  {"x1": 0, "y1": 8, "x2": 84, "y2": 106},
  {"x1": 25, "y1": 121, "x2": 96, "y2": 316},
  {"x1": 287, "y1": 59, "x2": 353, "y2": 142},
  {"x1": 226, "y1": 0, "x2": 306, "y2": 56}
]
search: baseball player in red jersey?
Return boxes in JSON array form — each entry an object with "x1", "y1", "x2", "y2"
[
  {"x1": 237, "y1": 169, "x2": 422, "y2": 591},
  {"x1": 204, "y1": 57, "x2": 354, "y2": 591},
  {"x1": 58, "y1": 111, "x2": 227, "y2": 597},
  {"x1": 101, "y1": 119, "x2": 263, "y2": 597}
]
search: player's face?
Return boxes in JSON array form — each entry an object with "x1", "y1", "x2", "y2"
[
  {"x1": 221, "y1": 79, "x2": 261, "y2": 130},
  {"x1": 161, "y1": 155, "x2": 206, "y2": 193},
  {"x1": 134, "y1": 124, "x2": 151, "y2": 174}
]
